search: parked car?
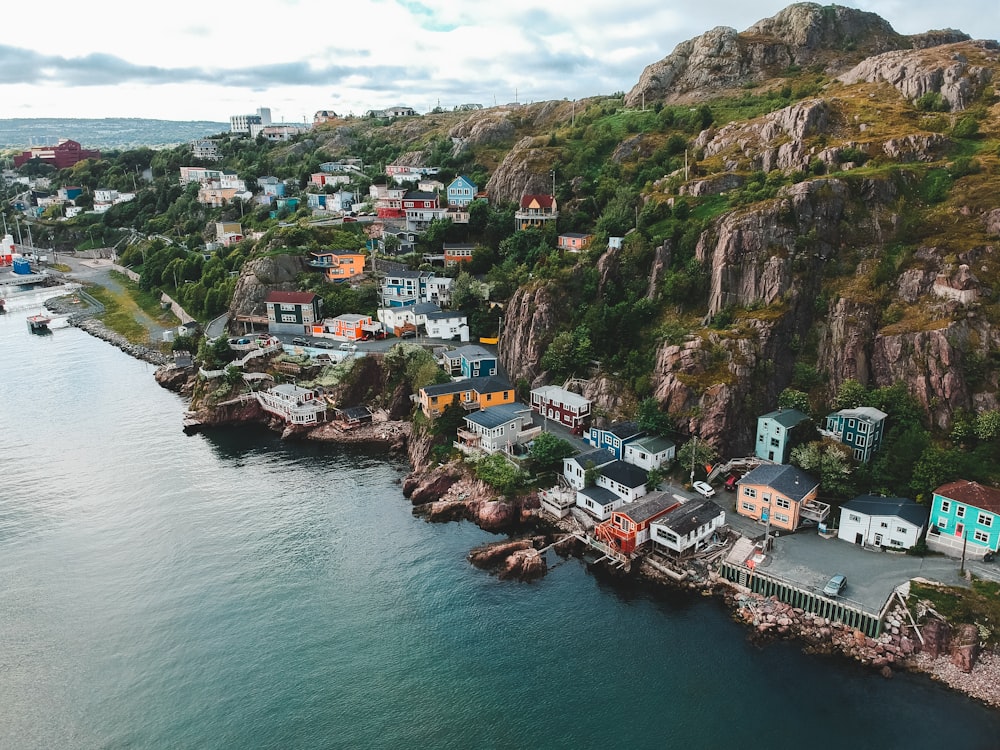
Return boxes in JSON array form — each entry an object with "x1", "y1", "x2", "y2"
[
  {"x1": 399, "y1": 330, "x2": 416, "y2": 339},
  {"x1": 314, "y1": 340, "x2": 335, "y2": 349},
  {"x1": 339, "y1": 342, "x2": 356, "y2": 351},
  {"x1": 723, "y1": 473, "x2": 741, "y2": 492},
  {"x1": 693, "y1": 481, "x2": 715, "y2": 498},
  {"x1": 291, "y1": 337, "x2": 307, "y2": 346},
  {"x1": 822, "y1": 574, "x2": 847, "y2": 597}
]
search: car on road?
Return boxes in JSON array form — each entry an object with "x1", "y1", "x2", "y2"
[
  {"x1": 692, "y1": 481, "x2": 715, "y2": 498},
  {"x1": 822, "y1": 574, "x2": 847, "y2": 597},
  {"x1": 291, "y1": 337, "x2": 307, "y2": 346},
  {"x1": 399, "y1": 330, "x2": 416, "y2": 339},
  {"x1": 339, "y1": 342, "x2": 356, "y2": 351},
  {"x1": 314, "y1": 340, "x2": 334, "y2": 349}
]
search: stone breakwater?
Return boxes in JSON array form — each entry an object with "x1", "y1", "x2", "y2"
[{"x1": 72, "y1": 317, "x2": 170, "y2": 366}]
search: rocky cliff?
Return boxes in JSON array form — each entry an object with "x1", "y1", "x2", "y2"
[{"x1": 227, "y1": 253, "x2": 308, "y2": 327}]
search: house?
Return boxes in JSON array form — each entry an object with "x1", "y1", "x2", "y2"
[
  {"x1": 443, "y1": 345, "x2": 497, "y2": 379},
  {"x1": 755, "y1": 408, "x2": 811, "y2": 463},
  {"x1": 585, "y1": 421, "x2": 644, "y2": 460},
  {"x1": 447, "y1": 176, "x2": 477, "y2": 207},
  {"x1": 403, "y1": 191, "x2": 447, "y2": 231},
  {"x1": 325, "y1": 314, "x2": 374, "y2": 341},
  {"x1": 265, "y1": 291, "x2": 323, "y2": 335},
  {"x1": 334, "y1": 405, "x2": 372, "y2": 427},
  {"x1": 562, "y1": 449, "x2": 616, "y2": 491},
  {"x1": 380, "y1": 268, "x2": 435, "y2": 307},
  {"x1": 258, "y1": 176, "x2": 286, "y2": 197},
  {"x1": 557, "y1": 233, "x2": 593, "y2": 252},
  {"x1": 530, "y1": 385, "x2": 591, "y2": 431},
  {"x1": 622, "y1": 435, "x2": 676, "y2": 471},
  {"x1": 417, "y1": 376, "x2": 515, "y2": 419},
  {"x1": 13, "y1": 139, "x2": 100, "y2": 169},
  {"x1": 425, "y1": 276, "x2": 453, "y2": 307},
  {"x1": 822, "y1": 406, "x2": 887, "y2": 463},
  {"x1": 443, "y1": 243, "x2": 475, "y2": 266},
  {"x1": 385, "y1": 105, "x2": 417, "y2": 118},
  {"x1": 595, "y1": 460, "x2": 649, "y2": 503},
  {"x1": 576, "y1": 486, "x2": 626, "y2": 521},
  {"x1": 256, "y1": 384, "x2": 327, "y2": 425},
  {"x1": 310, "y1": 172, "x2": 351, "y2": 188},
  {"x1": 926, "y1": 480, "x2": 1000, "y2": 559},
  {"x1": 179, "y1": 166, "x2": 223, "y2": 185},
  {"x1": 310, "y1": 250, "x2": 366, "y2": 281},
  {"x1": 594, "y1": 492, "x2": 683, "y2": 556},
  {"x1": 424, "y1": 311, "x2": 469, "y2": 342},
  {"x1": 838, "y1": 495, "x2": 928, "y2": 550},
  {"x1": 455, "y1": 403, "x2": 539, "y2": 455},
  {"x1": 735, "y1": 464, "x2": 826, "y2": 532},
  {"x1": 216, "y1": 221, "x2": 242, "y2": 240},
  {"x1": 191, "y1": 139, "x2": 219, "y2": 160},
  {"x1": 650, "y1": 499, "x2": 726, "y2": 556},
  {"x1": 372, "y1": 185, "x2": 407, "y2": 218},
  {"x1": 515, "y1": 194, "x2": 558, "y2": 231},
  {"x1": 313, "y1": 110, "x2": 339, "y2": 125},
  {"x1": 377, "y1": 301, "x2": 441, "y2": 335}
]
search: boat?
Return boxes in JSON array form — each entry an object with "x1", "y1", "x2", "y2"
[
  {"x1": 0, "y1": 298, "x2": 5, "y2": 313},
  {"x1": 27, "y1": 314, "x2": 51, "y2": 331}
]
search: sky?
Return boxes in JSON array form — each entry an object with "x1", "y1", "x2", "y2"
[{"x1": 1, "y1": 0, "x2": 997, "y2": 123}]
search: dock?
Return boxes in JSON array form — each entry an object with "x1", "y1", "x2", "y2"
[{"x1": 27, "y1": 314, "x2": 51, "y2": 331}]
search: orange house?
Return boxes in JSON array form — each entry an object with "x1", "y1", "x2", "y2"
[
  {"x1": 310, "y1": 249, "x2": 366, "y2": 281},
  {"x1": 325, "y1": 314, "x2": 373, "y2": 340},
  {"x1": 735, "y1": 464, "x2": 823, "y2": 531},
  {"x1": 594, "y1": 492, "x2": 681, "y2": 555},
  {"x1": 418, "y1": 376, "x2": 515, "y2": 418},
  {"x1": 557, "y1": 233, "x2": 593, "y2": 252}
]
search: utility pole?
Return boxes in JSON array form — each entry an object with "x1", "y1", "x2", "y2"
[{"x1": 689, "y1": 436, "x2": 697, "y2": 484}]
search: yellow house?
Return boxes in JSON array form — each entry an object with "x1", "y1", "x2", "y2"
[
  {"x1": 418, "y1": 376, "x2": 515, "y2": 418},
  {"x1": 735, "y1": 464, "x2": 824, "y2": 532}
]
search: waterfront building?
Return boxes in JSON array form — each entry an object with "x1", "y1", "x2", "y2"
[
  {"x1": 735, "y1": 464, "x2": 827, "y2": 531},
  {"x1": 651, "y1": 499, "x2": 726, "y2": 556},
  {"x1": 455, "y1": 403, "x2": 539, "y2": 455},
  {"x1": 562, "y1": 449, "x2": 616, "y2": 491},
  {"x1": 417, "y1": 376, "x2": 515, "y2": 419},
  {"x1": 837, "y1": 495, "x2": 928, "y2": 550},
  {"x1": 594, "y1": 492, "x2": 683, "y2": 556},
  {"x1": 256, "y1": 384, "x2": 327, "y2": 425},
  {"x1": 926, "y1": 480, "x2": 1000, "y2": 559}
]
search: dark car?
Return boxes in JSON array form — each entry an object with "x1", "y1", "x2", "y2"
[
  {"x1": 822, "y1": 574, "x2": 847, "y2": 597},
  {"x1": 314, "y1": 340, "x2": 335, "y2": 349},
  {"x1": 399, "y1": 330, "x2": 416, "y2": 339},
  {"x1": 291, "y1": 337, "x2": 307, "y2": 346}
]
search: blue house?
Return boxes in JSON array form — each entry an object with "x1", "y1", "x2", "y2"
[
  {"x1": 822, "y1": 406, "x2": 887, "y2": 463},
  {"x1": 926, "y1": 480, "x2": 1000, "y2": 560},
  {"x1": 380, "y1": 268, "x2": 435, "y2": 307},
  {"x1": 443, "y1": 345, "x2": 497, "y2": 379},
  {"x1": 584, "y1": 421, "x2": 645, "y2": 460},
  {"x1": 755, "y1": 408, "x2": 811, "y2": 463},
  {"x1": 307, "y1": 193, "x2": 328, "y2": 209},
  {"x1": 447, "y1": 175, "x2": 477, "y2": 207}
]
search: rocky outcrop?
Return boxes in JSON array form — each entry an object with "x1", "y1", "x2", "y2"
[
  {"x1": 155, "y1": 364, "x2": 194, "y2": 393},
  {"x1": 838, "y1": 40, "x2": 996, "y2": 111},
  {"x1": 403, "y1": 461, "x2": 464, "y2": 505},
  {"x1": 227, "y1": 254, "x2": 308, "y2": 326},
  {"x1": 625, "y1": 4, "x2": 908, "y2": 107},
  {"x1": 448, "y1": 108, "x2": 517, "y2": 155},
  {"x1": 951, "y1": 623, "x2": 981, "y2": 672},
  {"x1": 468, "y1": 537, "x2": 547, "y2": 581},
  {"x1": 815, "y1": 297, "x2": 879, "y2": 392},
  {"x1": 498, "y1": 282, "x2": 567, "y2": 386},
  {"x1": 484, "y1": 136, "x2": 554, "y2": 205}
]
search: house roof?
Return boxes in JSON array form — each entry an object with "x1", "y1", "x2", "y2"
[
  {"x1": 559, "y1": 232, "x2": 592, "y2": 239},
  {"x1": 450, "y1": 344, "x2": 494, "y2": 361},
  {"x1": 568, "y1": 449, "x2": 616, "y2": 470},
  {"x1": 520, "y1": 193, "x2": 555, "y2": 209},
  {"x1": 841, "y1": 495, "x2": 929, "y2": 527},
  {"x1": 443, "y1": 243, "x2": 475, "y2": 251},
  {"x1": 739, "y1": 464, "x2": 818, "y2": 502},
  {"x1": 531, "y1": 384, "x2": 590, "y2": 409},
  {"x1": 655, "y1": 498, "x2": 725, "y2": 535},
  {"x1": 616, "y1": 491, "x2": 681, "y2": 524},
  {"x1": 828, "y1": 406, "x2": 888, "y2": 423},
  {"x1": 759, "y1": 408, "x2": 810, "y2": 428},
  {"x1": 265, "y1": 291, "x2": 318, "y2": 304},
  {"x1": 600, "y1": 460, "x2": 648, "y2": 489},
  {"x1": 425, "y1": 311, "x2": 466, "y2": 321},
  {"x1": 411, "y1": 302, "x2": 441, "y2": 315},
  {"x1": 578, "y1": 486, "x2": 620, "y2": 506},
  {"x1": 337, "y1": 405, "x2": 371, "y2": 421},
  {"x1": 449, "y1": 175, "x2": 476, "y2": 187},
  {"x1": 421, "y1": 375, "x2": 512, "y2": 398},
  {"x1": 314, "y1": 249, "x2": 364, "y2": 257},
  {"x1": 605, "y1": 421, "x2": 643, "y2": 440},
  {"x1": 935, "y1": 480, "x2": 1000, "y2": 515},
  {"x1": 629, "y1": 435, "x2": 676, "y2": 455},
  {"x1": 332, "y1": 313, "x2": 368, "y2": 324},
  {"x1": 403, "y1": 190, "x2": 437, "y2": 200},
  {"x1": 465, "y1": 402, "x2": 530, "y2": 429}
]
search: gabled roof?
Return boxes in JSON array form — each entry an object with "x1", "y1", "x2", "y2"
[
  {"x1": 465, "y1": 402, "x2": 530, "y2": 429},
  {"x1": 403, "y1": 190, "x2": 438, "y2": 200},
  {"x1": 578, "y1": 486, "x2": 620, "y2": 506},
  {"x1": 841, "y1": 495, "x2": 929, "y2": 527},
  {"x1": 629, "y1": 435, "x2": 676, "y2": 455},
  {"x1": 567, "y1": 449, "x2": 616, "y2": 470},
  {"x1": 411, "y1": 302, "x2": 441, "y2": 315},
  {"x1": 450, "y1": 344, "x2": 494, "y2": 361},
  {"x1": 615, "y1": 491, "x2": 681, "y2": 524},
  {"x1": 935, "y1": 480, "x2": 1000, "y2": 515},
  {"x1": 425, "y1": 311, "x2": 466, "y2": 321},
  {"x1": 559, "y1": 232, "x2": 592, "y2": 239},
  {"x1": 421, "y1": 375, "x2": 513, "y2": 398},
  {"x1": 739, "y1": 464, "x2": 818, "y2": 502},
  {"x1": 520, "y1": 193, "x2": 555, "y2": 209},
  {"x1": 600, "y1": 460, "x2": 648, "y2": 489},
  {"x1": 827, "y1": 406, "x2": 888, "y2": 423},
  {"x1": 449, "y1": 175, "x2": 476, "y2": 188},
  {"x1": 604, "y1": 421, "x2": 643, "y2": 440},
  {"x1": 331, "y1": 313, "x2": 369, "y2": 324},
  {"x1": 759, "y1": 408, "x2": 810, "y2": 428},
  {"x1": 337, "y1": 405, "x2": 372, "y2": 421},
  {"x1": 654, "y1": 498, "x2": 725, "y2": 535},
  {"x1": 531, "y1": 384, "x2": 590, "y2": 409},
  {"x1": 265, "y1": 291, "x2": 318, "y2": 304}
]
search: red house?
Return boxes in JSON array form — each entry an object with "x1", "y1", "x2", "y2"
[
  {"x1": 402, "y1": 191, "x2": 439, "y2": 210},
  {"x1": 594, "y1": 492, "x2": 681, "y2": 555},
  {"x1": 13, "y1": 139, "x2": 100, "y2": 169},
  {"x1": 530, "y1": 385, "x2": 591, "y2": 432}
]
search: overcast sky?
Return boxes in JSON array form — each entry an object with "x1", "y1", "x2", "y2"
[{"x1": 2, "y1": 0, "x2": 997, "y2": 123}]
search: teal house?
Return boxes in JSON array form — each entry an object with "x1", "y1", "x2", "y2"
[
  {"x1": 755, "y1": 408, "x2": 810, "y2": 463},
  {"x1": 822, "y1": 406, "x2": 887, "y2": 463},
  {"x1": 927, "y1": 480, "x2": 1000, "y2": 560},
  {"x1": 447, "y1": 176, "x2": 477, "y2": 207}
]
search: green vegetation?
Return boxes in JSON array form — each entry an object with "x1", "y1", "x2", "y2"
[
  {"x1": 909, "y1": 579, "x2": 1000, "y2": 647},
  {"x1": 83, "y1": 283, "x2": 154, "y2": 345}
]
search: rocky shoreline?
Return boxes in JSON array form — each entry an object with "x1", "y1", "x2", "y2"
[{"x1": 46, "y1": 294, "x2": 170, "y2": 366}]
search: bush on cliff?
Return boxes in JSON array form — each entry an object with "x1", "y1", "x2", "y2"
[{"x1": 474, "y1": 454, "x2": 527, "y2": 497}]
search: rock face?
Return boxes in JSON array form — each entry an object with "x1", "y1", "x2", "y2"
[
  {"x1": 498, "y1": 282, "x2": 567, "y2": 386},
  {"x1": 922, "y1": 618, "x2": 951, "y2": 657},
  {"x1": 951, "y1": 623, "x2": 981, "y2": 672},
  {"x1": 625, "y1": 4, "x2": 910, "y2": 107},
  {"x1": 484, "y1": 136, "x2": 554, "y2": 206},
  {"x1": 448, "y1": 108, "x2": 518, "y2": 154},
  {"x1": 839, "y1": 40, "x2": 995, "y2": 111},
  {"x1": 228, "y1": 254, "x2": 308, "y2": 326}
]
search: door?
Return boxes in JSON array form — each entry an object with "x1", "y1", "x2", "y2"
[
  {"x1": 855, "y1": 533, "x2": 863, "y2": 545},
  {"x1": 874, "y1": 533, "x2": 883, "y2": 546},
  {"x1": 956, "y1": 523, "x2": 965, "y2": 538}
]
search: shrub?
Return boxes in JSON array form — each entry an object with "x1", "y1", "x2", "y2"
[{"x1": 915, "y1": 92, "x2": 949, "y2": 112}]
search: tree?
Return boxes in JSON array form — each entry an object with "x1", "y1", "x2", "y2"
[
  {"x1": 677, "y1": 439, "x2": 718, "y2": 481},
  {"x1": 474, "y1": 453, "x2": 526, "y2": 496},
  {"x1": 636, "y1": 397, "x2": 674, "y2": 437},
  {"x1": 528, "y1": 432, "x2": 577, "y2": 473},
  {"x1": 791, "y1": 440, "x2": 855, "y2": 499},
  {"x1": 832, "y1": 379, "x2": 867, "y2": 410},
  {"x1": 777, "y1": 388, "x2": 811, "y2": 415},
  {"x1": 540, "y1": 326, "x2": 592, "y2": 379},
  {"x1": 451, "y1": 271, "x2": 487, "y2": 311},
  {"x1": 646, "y1": 467, "x2": 665, "y2": 492}
]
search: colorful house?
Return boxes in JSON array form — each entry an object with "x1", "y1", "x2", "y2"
[
  {"x1": 265, "y1": 291, "x2": 322, "y2": 335},
  {"x1": 447, "y1": 176, "x2": 477, "y2": 207},
  {"x1": 530, "y1": 385, "x2": 591, "y2": 431},
  {"x1": 417, "y1": 376, "x2": 515, "y2": 419},
  {"x1": 651, "y1": 498, "x2": 726, "y2": 556},
  {"x1": 926, "y1": 480, "x2": 1000, "y2": 559},
  {"x1": 310, "y1": 249, "x2": 366, "y2": 281},
  {"x1": 557, "y1": 233, "x2": 593, "y2": 252},
  {"x1": 755, "y1": 408, "x2": 811, "y2": 463},
  {"x1": 444, "y1": 345, "x2": 497, "y2": 379},
  {"x1": 594, "y1": 492, "x2": 683, "y2": 556},
  {"x1": 585, "y1": 421, "x2": 644, "y2": 460},
  {"x1": 325, "y1": 314, "x2": 374, "y2": 341},
  {"x1": 380, "y1": 268, "x2": 435, "y2": 307},
  {"x1": 735, "y1": 464, "x2": 825, "y2": 532},
  {"x1": 822, "y1": 406, "x2": 887, "y2": 463},
  {"x1": 838, "y1": 495, "x2": 928, "y2": 550},
  {"x1": 443, "y1": 243, "x2": 475, "y2": 266},
  {"x1": 515, "y1": 194, "x2": 558, "y2": 231},
  {"x1": 455, "y1": 403, "x2": 539, "y2": 455}
]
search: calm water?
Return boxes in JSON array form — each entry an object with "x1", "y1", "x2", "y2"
[{"x1": 3, "y1": 295, "x2": 1000, "y2": 749}]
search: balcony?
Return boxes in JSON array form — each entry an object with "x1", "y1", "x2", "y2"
[{"x1": 800, "y1": 498, "x2": 831, "y2": 525}]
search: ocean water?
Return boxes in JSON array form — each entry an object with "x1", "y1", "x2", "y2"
[{"x1": 2, "y1": 299, "x2": 1000, "y2": 750}]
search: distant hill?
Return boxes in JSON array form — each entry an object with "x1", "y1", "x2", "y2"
[{"x1": 0, "y1": 118, "x2": 229, "y2": 151}]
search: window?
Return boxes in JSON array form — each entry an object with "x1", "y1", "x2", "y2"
[
  {"x1": 776, "y1": 497, "x2": 790, "y2": 509},
  {"x1": 897, "y1": 526, "x2": 908, "y2": 534},
  {"x1": 741, "y1": 502, "x2": 756, "y2": 513},
  {"x1": 880, "y1": 522, "x2": 888, "y2": 528},
  {"x1": 979, "y1": 513, "x2": 992, "y2": 527},
  {"x1": 281, "y1": 314, "x2": 297, "y2": 323},
  {"x1": 937, "y1": 518, "x2": 948, "y2": 528},
  {"x1": 974, "y1": 530, "x2": 989, "y2": 544},
  {"x1": 744, "y1": 488, "x2": 757, "y2": 499},
  {"x1": 758, "y1": 434, "x2": 764, "y2": 442},
  {"x1": 775, "y1": 513, "x2": 789, "y2": 524},
  {"x1": 890, "y1": 539, "x2": 903, "y2": 547},
  {"x1": 850, "y1": 514, "x2": 861, "y2": 522},
  {"x1": 957, "y1": 505, "x2": 966, "y2": 519},
  {"x1": 770, "y1": 438, "x2": 780, "y2": 448},
  {"x1": 940, "y1": 499, "x2": 951, "y2": 512}
]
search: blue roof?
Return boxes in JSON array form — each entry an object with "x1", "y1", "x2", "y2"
[
  {"x1": 841, "y1": 495, "x2": 929, "y2": 527},
  {"x1": 759, "y1": 408, "x2": 810, "y2": 428},
  {"x1": 465, "y1": 403, "x2": 529, "y2": 429}
]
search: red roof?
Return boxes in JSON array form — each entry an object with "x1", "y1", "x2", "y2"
[
  {"x1": 936, "y1": 480, "x2": 1000, "y2": 514},
  {"x1": 265, "y1": 291, "x2": 318, "y2": 304},
  {"x1": 520, "y1": 193, "x2": 554, "y2": 209}
]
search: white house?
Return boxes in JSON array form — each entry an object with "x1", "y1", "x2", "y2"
[
  {"x1": 455, "y1": 403, "x2": 539, "y2": 455},
  {"x1": 576, "y1": 486, "x2": 625, "y2": 521},
  {"x1": 837, "y1": 494, "x2": 929, "y2": 550},
  {"x1": 424, "y1": 310, "x2": 469, "y2": 342},
  {"x1": 562, "y1": 449, "x2": 616, "y2": 491},
  {"x1": 623, "y1": 435, "x2": 676, "y2": 471},
  {"x1": 595, "y1": 460, "x2": 649, "y2": 503},
  {"x1": 377, "y1": 302, "x2": 441, "y2": 334},
  {"x1": 650, "y1": 499, "x2": 726, "y2": 556}
]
